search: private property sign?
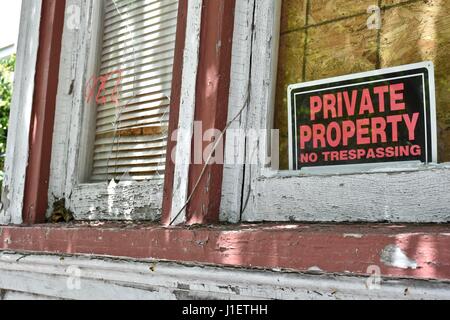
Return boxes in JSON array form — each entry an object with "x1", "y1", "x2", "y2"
[{"x1": 288, "y1": 62, "x2": 437, "y2": 171}]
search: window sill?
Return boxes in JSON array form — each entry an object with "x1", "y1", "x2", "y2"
[
  {"x1": 1, "y1": 222, "x2": 449, "y2": 281},
  {"x1": 265, "y1": 162, "x2": 450, "y2": 178}
]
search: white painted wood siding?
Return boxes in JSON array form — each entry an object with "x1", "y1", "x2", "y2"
[{"x1": 0, "y1": 0, "x2": 43, "y2": 225}]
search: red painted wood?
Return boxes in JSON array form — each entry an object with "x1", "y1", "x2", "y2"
[
  {"x1": 161, "y1": 0, "x2": 189, "y2": 225},
  {"x1": 186, "y1": 0, "x2": 236, "y2": 224},
  {"x1": 1, "y1": 223, "x2": 450, "y2": 281},
  {"x1": 22, "y1": 0, "x2": 66, "y2": 224}
]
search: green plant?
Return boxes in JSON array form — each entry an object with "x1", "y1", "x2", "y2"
[{"x1": 0, "y1": 54, "x2": 16, "y2": 183}]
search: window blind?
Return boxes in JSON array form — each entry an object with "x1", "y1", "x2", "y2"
[{"x1": 91, "y1": 0, "x2": 178, "y2": 181}]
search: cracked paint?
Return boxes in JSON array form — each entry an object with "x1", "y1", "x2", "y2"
[
  {"x1": 380, "y1": 245, "x2": 418, "y2": 270},
  {"x1": 343, "y1": 233, "x2": 364, "y2": 239}
]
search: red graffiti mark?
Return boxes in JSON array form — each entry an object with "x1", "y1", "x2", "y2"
[{"x1": 85, "y1": 70, "x2": 123, "y2": 107}]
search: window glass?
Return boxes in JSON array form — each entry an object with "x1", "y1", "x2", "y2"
[
  {"x1": 275, "y1": 0, "x2": 450, "y2": 169},
  {"x1": 90, "y1": 0, "x2": 178, "y2": 181}
]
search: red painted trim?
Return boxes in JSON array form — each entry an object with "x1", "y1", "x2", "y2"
[
  {"x1": 161, "y1": 0, "x2": 189, "y2": 225},
  {"x1": 23, "y1": 0, "x2": 66, "y2": 224},
  {"x1": 187, "y1": 0, "x2": 236, "y2": 224},
  {"x1": 1, "y1": 223, "x2": 450, "y2": 281}
]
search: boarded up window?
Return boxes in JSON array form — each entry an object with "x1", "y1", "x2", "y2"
[
  {"x1": 91, "y1": 0, "x2": 178, "y2": 181},
  {"x1": 275, "y1": 0, "x2": 450, "y2": 169}
]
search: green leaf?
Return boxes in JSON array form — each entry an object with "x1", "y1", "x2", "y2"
[{"x1": 0, "y1": 54, "x2": 15, "y2": 186}]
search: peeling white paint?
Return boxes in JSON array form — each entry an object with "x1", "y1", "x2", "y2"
[
  {"x1": 1, "y1": 252, "x2": 449, "y2": 300},
  {"x1": 380, "y1": 245, "x2": 418, "y2": 270},
  {"x1": 220, "y1": 0, "x2": 254, "y2": 223},
  {"x1": 307, "y1": 266, "x2": 323, "y2": 273},
  {"x1": 344, "y1": 234, "x2": 364, "y2": 239},
  {"x1": 170, "y1": 0, "x2": 203, "y2": 225},
  {"x1": 0, "y1": 0, "x2": 43, "y2": 225}
]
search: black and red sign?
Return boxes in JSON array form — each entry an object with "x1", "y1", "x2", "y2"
[{"x1": 288, "y1": 62, "x2": 437, "y2": 171}]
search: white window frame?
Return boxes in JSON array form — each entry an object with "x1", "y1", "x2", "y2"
[
  {"x1": 221, "y1": 0, "x2": 450, "y2": 223},
  {"x1": 48, "y1": 0, "x2": 202, "y2": 221},
  {"x1": 0, "y1": 0, "x2": 42, "y2": 225}
]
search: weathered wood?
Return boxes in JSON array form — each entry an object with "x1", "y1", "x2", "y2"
[
  {"x1": 161, "y1": 0, "x2": 189, "y2": 225},
  {"x1": 1, "y1": 251, "x2": 450, "y2": 300},
  {"x1": 70, "y1": 180, "x2": 164, "y2": 221},
  {"x1": 274, "y1": 29, "x2": 305, "y2": 170},
  {"x1": 248, "y1": 166, "x2": 450, "y2": 222},
  {"x1": 23, "y1": 0, "x2": 66, "y2": 224},
  {"x1": 0, "y1": 0, "x2": 43, "y2": 225},
  {"x1": 222, "y1": 0, "x2": 450, "y2": 223},
  {"x1": 305, "y1": 14, "x2": 378, "y2": 81},
  {"x1": 381, "y1": 0, "x2": 450, "y2": 162},
  {"x1": 186, "y1": 0, "x2": 236, "y2": 225},
  {"x1": 309, "y1": 0, "x2": 374, "y2": 25},
  {"x1": 220, "y1": 0, "x2": 255, "y2": 223},
  {"x1": 2, "y1": 252, "x2": 450, "y2": 300},
  {"x1": 49, "y1": 0, "x2": 102, "y2": 218},
  {"x1": 49, "y1": 0, "x2": 184, "y2": 221},
  {"x1": 2, "y1": 223, "x2": 450, "y2": 281},
  {"x1": 280, "y1": 0, "x2": 307, "y2": 33}
]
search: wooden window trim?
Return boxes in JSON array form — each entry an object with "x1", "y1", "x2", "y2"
[
  {"x1": 3, "y1": 0, "x2": 450, "y2": 284},
  {"x1": 184, "y1": 0, "x2": 236, "y2": 225},
  {"x1": 1, "y1": 222, "x2": 450, "y2": 282},
  {"x1": 0, "y1": 0, "x2": 53, "y2": 224},
  {"x1": 42, "y1": 0, "x2": 202, "y2": 222},
  {"x1": 221, "y1": 0, "x2": 450, "y2": 224}
]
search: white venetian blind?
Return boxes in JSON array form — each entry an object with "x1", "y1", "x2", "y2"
[{"x1": 91, "y1": 0, "x2": 178, "y2": 182}]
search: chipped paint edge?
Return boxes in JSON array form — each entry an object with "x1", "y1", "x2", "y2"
[
  {"x1": 1, "y1": 251, "x2": 450, "y2": 300},
  {"x1": 222, "y1": 0, "x2": 450, "y2": 224},
  {"x1": 0, "y1": 0, "x2": 43, "y2": 225},
  {"x1": 170, "y1": 0, "x2": 203, "y2": 225}
]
